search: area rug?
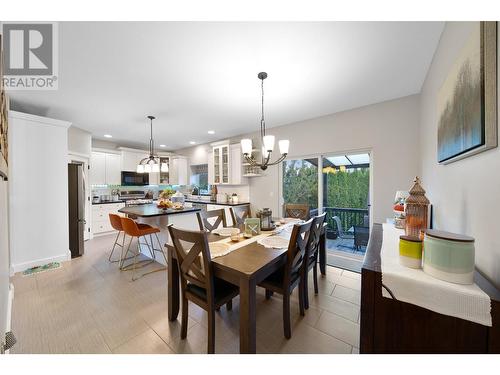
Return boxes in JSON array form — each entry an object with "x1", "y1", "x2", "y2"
[{"x1": 22, "y1": 262, "x2": 61, "y2": 276}]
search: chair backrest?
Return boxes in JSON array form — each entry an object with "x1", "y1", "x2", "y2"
[
  {"x1": 109, "y1": 213, "x2": 123, "y2": 231},
  {"x1": 284, "y1": 203, "x2": 310, "y2": 220},
  {"x1": 332, "y1": 216, "x2": 344, "y2": 236},
  {"x1": 120, "y1": 216, "x2": 141, "y2": 237},
  {"x1": 283, "y1": 218, "x2": 313, "y2": 287},
  {"x1": 306, "y1": 213, "x2": 327, "y2": 259},
  {"x1": 196, "y1": 209, "x2": 227, "y2": 232},
  {"x1": 167, "y1": 225, "x2": 214, "y2": 301},
  {"x1": 229, "y1": 205, "x2": 251, "y2": 227}
]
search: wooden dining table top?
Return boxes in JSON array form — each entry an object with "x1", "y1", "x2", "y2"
[{"x1": 203, "y1": 231, "x2": 289, "y2": 278}]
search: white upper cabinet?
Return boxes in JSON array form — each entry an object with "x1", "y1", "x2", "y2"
[
  {"x1": 230, "y1": 144, "x2": 246, "y2": 185},
  {"x1": 90, "y1": 152, "x2": 106, "y2": 185},
  {"x1": 90, "y1": 151, "x2": 121, "y2": 185},
  {"x1": 208, "y1": 143, "x2": 246, "y2": 185},
  {"x1": 212, "y1": 144, "x2": 230, "y2": 184},
  {"x1": 170, "y1": 157, "x2": 188, "y2": 185},
  {"x1": 121, "y1": 150, "x2": 141, "y2": 172},
  {"x1": 105, "y1": 153, "x2": 121, "y2": 185}
]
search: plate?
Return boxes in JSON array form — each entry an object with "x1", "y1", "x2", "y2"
[{"x1": 213, "y1": 227, "x2": 240, "y2": 236}]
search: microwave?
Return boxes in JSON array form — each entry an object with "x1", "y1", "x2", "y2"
[{"x1": 121, "y1": 171, "x2": 149, "y2": 186}]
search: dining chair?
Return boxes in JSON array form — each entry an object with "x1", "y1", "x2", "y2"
[
  {"x1": 229, "y1": 205, "x2": 251, "y2": 227},
  {"x1": 196, "y1": 209, "x2": 227, "y2": 232},
  {"x1": 303, "y1": 212, "x2": 327, "y2": 309},
  {"x1": 167, "y1": 225, "x2": 239, "y2": 354},
  {"x1": 284, "y1": 203, "x2": 310, "y2": 220},
  {"x1": 259, "y1": 218, "x2": 313, "y2": 339},
  {"x1": 120, "y1": 217, "x2": 167, "y2": 281}
]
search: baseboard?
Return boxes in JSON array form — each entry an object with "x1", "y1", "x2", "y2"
[{"x1": 10, "y1": 250, "x2": 71, "y2": 275}]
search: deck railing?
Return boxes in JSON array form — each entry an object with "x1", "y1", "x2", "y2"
[{"x1": 310, "y1": 207, "x2": 369, "y2": 238}]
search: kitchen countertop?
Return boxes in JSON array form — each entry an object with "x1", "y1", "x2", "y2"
[
  {"x1": 118, "y1": 204, "x2": 200, "y2": 217},
  {"x1": 184, "y1": 199, "x2": 250, "y2": 207},
  {"x1": 92, "y1": 200, "x2": 126, "y2": 205}
]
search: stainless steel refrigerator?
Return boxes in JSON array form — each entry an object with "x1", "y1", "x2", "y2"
[{"x1": 68, "y1": 163, "x2": 85, "y2": 258}]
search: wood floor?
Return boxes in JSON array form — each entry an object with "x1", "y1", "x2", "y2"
[{"x1": 10, "y1": 233, "x2": 361, "y2": 354}]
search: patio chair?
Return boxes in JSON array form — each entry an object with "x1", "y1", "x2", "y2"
[{"x1": 332, "y1": 216, "x2": 354, "y2": 248}]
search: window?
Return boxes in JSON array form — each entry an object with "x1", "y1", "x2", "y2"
[{"x1": 190, "y1": 164, "x2": 209, "y2": 194}]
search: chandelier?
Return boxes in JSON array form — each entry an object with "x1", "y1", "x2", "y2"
[
  {"x1": 137, "y1": 115, "x2": 168, "y2": 173},
  {"x1": 240, "y1": 72, "x2": 289, "y2": 170}
]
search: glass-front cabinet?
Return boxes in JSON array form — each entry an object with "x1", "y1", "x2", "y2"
[{"x1": 212, "y1": 144, "x2": 230, "y2": 184}]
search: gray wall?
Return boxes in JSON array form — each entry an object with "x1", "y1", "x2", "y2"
[
  {"x1": 178, "y1": 94, "x2": 421, "y2": 224},
  {"x1": 419, "y1": 22, "x2": 500, "y2": 288}
]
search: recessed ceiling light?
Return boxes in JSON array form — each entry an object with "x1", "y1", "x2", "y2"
[
  {"x1": 104, "y1": 134, "x2": 112, "y2": 138},
  {"x1": 189, "y1": 141, "x2": 196, "y2": 145},
  {"x1": 160, "y1": 144, "x2": 166, "y2": 148},
  {"x1": 208, "y1": 130, "x2": 215, "y2": 135}
]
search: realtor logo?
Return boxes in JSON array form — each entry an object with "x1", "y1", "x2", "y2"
[{"x1": 2, "y1": 22, "x2": 58, "y2": 90}]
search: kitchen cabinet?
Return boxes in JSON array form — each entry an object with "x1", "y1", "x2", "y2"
[
  {"x1": 212, "y1": 144, "x2": 230, "y2": 184},
  {"x1": 92, "y1": 202, "x2": 125, "y2": 235},
  {"x1": 170, "y1": 157, "x2": 188, "y2": 185},
  {"x1": 90, "y1": 151, "x2": 121, "y2": 185},
  {"x1": 208, "y1": 143, "x2": 246, "y2": 185},
  {"x1": 230, "y1": 144, "x2": 246, "y2": 185},
  {"x1": 90, "y1": 152, "x2": 106, "y2": 185},
  {"x1": 105, "y1": 153, "x2": 121, "y2": 185}
]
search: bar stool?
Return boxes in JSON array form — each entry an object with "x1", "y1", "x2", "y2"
[
  {"x1": 120, "y1": 217, "x2": 168, "y2": 281},
  {"x1": 108, "y1": 214, "x2": 134, "y2": 264}
]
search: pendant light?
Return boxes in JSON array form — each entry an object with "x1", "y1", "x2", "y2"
[
  {"x1": 240, "y1": 72, "x2": 289, "y2": 170},
  {"x1": 137, "y1": 116, "x2": 168, "y2": 174}
]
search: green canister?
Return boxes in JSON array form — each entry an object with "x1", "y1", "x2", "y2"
[
  {"x1": 423, "y1": 230, "x2": 475, "y2": 284},
  {"x1": 399, "y1": 235, "x2": 423, "y2": 268}
]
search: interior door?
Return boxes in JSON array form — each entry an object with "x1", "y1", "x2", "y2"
[{"x1": 0, "y1": 174, "x2": 10, "y2": 353}]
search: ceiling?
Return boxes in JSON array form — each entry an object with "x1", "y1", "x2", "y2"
[{"x1": 9, "y1": 22, "x2": 444, "y2": 150}]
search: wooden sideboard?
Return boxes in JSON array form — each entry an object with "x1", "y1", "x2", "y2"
[{"x1": 360, "y1": 223, "x2": 500, "y2": 353}]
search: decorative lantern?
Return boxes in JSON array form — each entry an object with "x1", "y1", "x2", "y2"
[{"x1": 404, "y1": 177, "x2": 430, "y2": 238}]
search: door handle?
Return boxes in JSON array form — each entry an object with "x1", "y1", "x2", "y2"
[{"x1": 78, "y1": 219, "x2": 87, "y2": 224}]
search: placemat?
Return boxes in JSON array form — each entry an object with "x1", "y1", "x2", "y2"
[{"x1": 381, "y1": 223, "x2": 492, "y2": 326}]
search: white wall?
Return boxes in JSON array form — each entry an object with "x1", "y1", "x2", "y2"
[
  {"x1": 8, "y1": 111, "x2": 71, "y2": 273},
  {"x1": 178, "y1": 95, "x2": 421, "y2": 223},
  {"x1": 419, "y1": 22, "x2": 500, "y2": 288},
  {"x1": 68, "y1": 126, "x2": 92, "y2": 156}
]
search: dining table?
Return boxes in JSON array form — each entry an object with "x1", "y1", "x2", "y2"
[{"x1": 166, "y1": 222, "x2": 328, "y2": 354}]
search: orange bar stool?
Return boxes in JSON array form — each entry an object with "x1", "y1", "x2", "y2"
[
  {"x1": 120, "y1": 217, "x2": 167, "y2": 281},
  {"x1": 108, "y1": 214, "x2": 134, "y2": 264}
]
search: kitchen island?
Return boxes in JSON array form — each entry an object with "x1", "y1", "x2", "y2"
[{"x1": 118, "y1": 204, "x2": 201, "y2": 265}]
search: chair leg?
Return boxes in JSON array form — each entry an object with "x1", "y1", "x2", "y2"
[
  {"x1": 265, "y1": 289, "x2": 273, "y2": 300},
  {"x1": 313, "y1": 262, "x2": 319, "y2": 294},
  {"x1": 226, "y1": 299, "x2": 232, "y2": 311},
  {"x1": 303, "y1": 270, "x2": 309, "y2": 310},
  {"x1": 108, "y1": 231, "x2": 121, "y2": 262},
  {"x1": 283, "y1": 293, "x2": 291, "y2": 339},
  {"x1": 298, "y1": 283, "x2": 305, "y2": 317},
  {"x1": 155, "y1": 233, "x2": 168, "y2": 265},
  {"x1": 207, "y1": 307, "x2": 215, "y2": 354},
  {"x1": 120, "y1": 236, "x2": 134, "y2": 269},
  {"x1": 181, "y1": 293, "x2": 188, "y2": 339}
]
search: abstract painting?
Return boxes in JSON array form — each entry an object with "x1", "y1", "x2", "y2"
[{"x1": 437, "y1": 22, "x2": 497, "y2": 164}]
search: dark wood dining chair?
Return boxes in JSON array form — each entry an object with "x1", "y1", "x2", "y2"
[
  {"x1": 167, "y1": 225, "x2": 239, "y2": 354},
  {"x1": 303, "y1": 212, "x2": 327, "y2": 309},
  {"x1": 229, "y1": 205, "x2": 251, "y2": 227},
  {"x1": 259, "y1": 218, "x2": 313, "y2": 339},
  {"x1": 196, "y1": 209, "x2": 227, "y2": 232},
  {"x1": 284, "y1": 203, "x2": 310, "y2": 220}
]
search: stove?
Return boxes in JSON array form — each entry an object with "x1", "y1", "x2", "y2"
[{"x1": 125, "y1": 199, "x2": 153, "y2": 206}]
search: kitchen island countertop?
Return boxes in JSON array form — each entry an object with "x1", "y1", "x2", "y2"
[
  {"x1": 118, "y1": 204, "x2": 200, "y2": 217},
  {"x1": 184, "y1": 199, "x2": 250, "y2": 207}
]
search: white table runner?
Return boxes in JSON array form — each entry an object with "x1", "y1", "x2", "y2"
[{"x1": 381, "y1": 223, "x2": 492, "y2": 326}]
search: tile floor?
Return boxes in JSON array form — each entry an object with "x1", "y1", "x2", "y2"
[{"x1": 10, "y1": 233, "x2": 361, "y2": 354}]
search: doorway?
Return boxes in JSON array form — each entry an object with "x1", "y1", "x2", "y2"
[{"x1": 281, "y1": 151, "x2": 371, "y2": 273}]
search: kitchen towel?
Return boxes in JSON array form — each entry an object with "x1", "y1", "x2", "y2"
[{"x1": 381, "y1": 223, "x2": 492, "y2": 326}]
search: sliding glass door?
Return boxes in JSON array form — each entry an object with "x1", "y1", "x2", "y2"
[
  {"x1": 282, "y1": 152, "x2": 371, "y2": 271},
  {"x1": 282, "y1": 157, "x2": 318, "y2": 211}
]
